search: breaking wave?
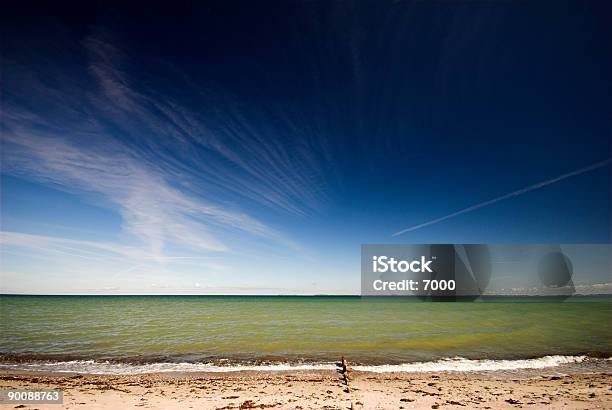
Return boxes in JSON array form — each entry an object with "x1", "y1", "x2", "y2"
[
  {"x1": 352, "y1": 355, "x2": 586, "y2": 373},
  {"x1": 0, "y1": 355, "x2": 591, "y2": 375}
]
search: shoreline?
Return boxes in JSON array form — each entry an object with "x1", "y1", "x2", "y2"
[
  {"x1": 1, "y1": 354, "x2": 609, "y2": 376},
  {"x1": 2, "y1": 369, "x2": 611, "y2": 409}
]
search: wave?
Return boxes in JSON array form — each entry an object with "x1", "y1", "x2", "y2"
[
  {"x1": 353, "y1": 355, "x2": 586, "y2": 373},
  {"x1": 0, "y1": 360, "x2": 333, "y2": 374},
  {"x1": 0, "y1": 355, "x2": 592, "y2": 375}
]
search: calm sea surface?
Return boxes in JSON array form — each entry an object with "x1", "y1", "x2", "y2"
[{"x1": 1, "y1": 296, "x2": 610, "y2": 365}]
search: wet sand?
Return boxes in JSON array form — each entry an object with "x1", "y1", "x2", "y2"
[{"x1": 1, "y1": 370, "x2": 611, "y2": 409}]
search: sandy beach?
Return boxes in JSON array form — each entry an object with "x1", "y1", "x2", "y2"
[{"x1": 1, "y1": 370, "x2": 611, "y2": 409}]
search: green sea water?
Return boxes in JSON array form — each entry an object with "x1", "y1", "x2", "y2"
[{"x1": 0, "y1": 295, "x2": 610, "y2": 365}]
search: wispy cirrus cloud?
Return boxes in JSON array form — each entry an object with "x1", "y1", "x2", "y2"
[
  {"x1": 1, "y1": 30, "x2": 332, "y2": 262},
  {"x1": 1, "y1": 131, "x2": 293, "y2": 258},
  {"x1": 0, "y1": 231, "x2": 225, "y2": 266},
  {"x1": 81, "y1": 33, "x2": 330, "y2": 216},
  {"x1": 0, "y1": 232, "x2": 229, "y2": 295}
]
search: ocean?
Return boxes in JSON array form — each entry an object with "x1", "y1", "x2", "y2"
[{"x1": 1, "y1": 295, "x2": 610, "y2": 374}]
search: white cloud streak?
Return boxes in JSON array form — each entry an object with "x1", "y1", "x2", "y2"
[
  {"x1": 393, "y1": 159, "x2": 612, "y2": 236},
  {"x1": 1, "y1": 33, "x2": 321, "y2": 261},
  {"x1": 0, "y1": 231, "x2": 227, "y2": 277},
  {"x1": 2, "y1": 131, "x2": 293, "y2": 258},
  {"x1": 81, "y1": 34, "x2": 329, "y2": 216}
]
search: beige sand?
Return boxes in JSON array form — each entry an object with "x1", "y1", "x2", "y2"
[{"x1": 1, "y1": 370, "x2": 611, "y2": 409}]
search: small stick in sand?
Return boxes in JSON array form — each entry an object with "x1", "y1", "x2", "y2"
[
  {"x1": 336, "y1": 356, "x2": 351, "y2": 392},
  {"x1": 336, "y1": 356, "x2": 355, "y2": 409}
]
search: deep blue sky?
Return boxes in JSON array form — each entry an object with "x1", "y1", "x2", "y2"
[{"x1": 1, "y1": 1, "x2": 610, "y2": 294}]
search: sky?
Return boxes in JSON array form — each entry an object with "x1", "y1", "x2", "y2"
[{"x1": 1, "y1": 1, "x2": 611, "y2": 295}]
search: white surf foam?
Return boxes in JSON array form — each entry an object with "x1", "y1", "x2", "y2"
[
  {"x1": 353, "y1": 355, "x2": 586, "y2": 373},
  {"x1": 0, "y1": 355, "x2": 589, "y2": 375},
  {"x1": 0, "y1": 361, "x2": 333, "y2": 375}
]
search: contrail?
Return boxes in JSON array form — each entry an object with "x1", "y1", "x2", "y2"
[{"x1": 392, "y1": 158, "x2": 611, "y2": 237}]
